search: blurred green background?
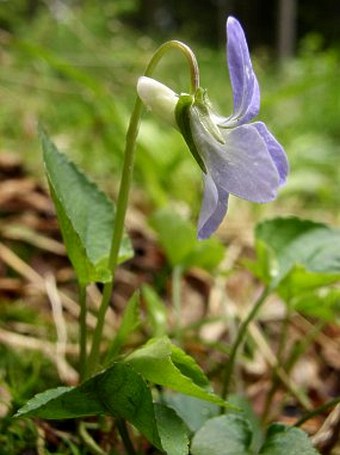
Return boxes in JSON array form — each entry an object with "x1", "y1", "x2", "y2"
[{"x1": 1, "y1": 0, "x2": 340, "y2": 234}]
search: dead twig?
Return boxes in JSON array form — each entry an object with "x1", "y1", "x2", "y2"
[
  {"x1": 0, "y1": 241, "x2": 111, "y2": 336},
  {"x1": 248, "y1": 321, "x2": 313, "y2": 412},
  {"x1": 311, "y1": 403, "x2": 340, "y2": 453},
  {"x1": 45, "y1": 273, "x2": 69, "y2": 382}
]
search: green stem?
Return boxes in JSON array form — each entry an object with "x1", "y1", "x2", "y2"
[
  {"x1": 221, "y1": 287, "x2": 269, "y2": 402},
  {"x1": 116, "y1": 419, "x2": 137, "y2": 455},
  {"x1": 87, "y1": 281, "x2": 114, "y2": 376},
  {"x1": 78, "y1": 283, "x2": 88, "y2": 381},
  {"x1": 144, "y1": 40, "x2": 200, "y2": 91},
  {"x1": 86, "y1": 40, "x2": 200, "y2": 377},
  {"x1": 78, "y1": 421, "x2": 106, "y2": 455},
  {"x1": 262, "y1": 306, "x2": 291, "y2": 422},
  {"x1": 173, "y1": 265, "x2": 183, "y2": 342},
  {"x1": 262, "y1": 317, "x2": 325, "y2": 423},
  {"x1": 285, "y1": 320, "x2": 325, "y2": 374},
  {"x1": 294, "y1": 396, "x2": 340, "y2": 427}
]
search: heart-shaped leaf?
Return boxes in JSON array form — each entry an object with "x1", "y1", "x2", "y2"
[
  {"x1": 41, "y1": 129, "x2": 133, "y2": 284},
  {"x1": 251, "y1": 217, "x2": 340, "y2": 293},
  {"x1": 154, "y1": 403, "x2": 189, "y2": 455},
  {"x1": 191, "y1": 414, "x2": 253, "y2": 455},
  {"x1": 259, "y1": 424, "x2": 319, "y2": 454},
  {"x1": 163, "y1": 392, "x2": 219, "y2": 433},
  {"x1": 191, "y1": 418, "x2": 318, "y2": 455}
]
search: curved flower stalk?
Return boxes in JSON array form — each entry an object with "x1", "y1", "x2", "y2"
[{"x1": 137, "y1": 16, "x2": 289, "y2": 239}]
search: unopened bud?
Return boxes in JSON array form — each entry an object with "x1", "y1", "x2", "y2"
[{"x1": 137, "y1": 76, "x2": 179, "y2": 127}]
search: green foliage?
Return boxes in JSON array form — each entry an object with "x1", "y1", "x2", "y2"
[
  {"x1": 105, "y1": 292, "x2": 141, "y2": 361},
  {"x1": 15, "y1": 362, "x2": 163, "y2": 450},
  {"x1": 163, "y1": 393, "x2": 219, "y2": 433},
  {"x1": 256, "y1": 217, "x2": 340, "y2": 279},
  {"x1": 0, "y1": 345, "x2": 59, "y2": 409},
  {"x1": 259, "y1": 424, "x2": 319, "y2": 455},
  {"x1": 125, "y1": 336, "x2": 228, "y2": 407},
  {"x1": 229, "y1": 394, "x2": 264, "y2": 452},
  {"x1": 292, "y1": 288, "x2": 340, "y2": 321},
  {"x1": 42, "y1": 129, "x2": 133, "y2": 284},
  {"x1": 142, "y1": 284, "x2": 168, "y2": 337},
  {"x1": 135, "y1": 120, "x2": 201, "y2": 210},
  {"x1": 191, "y1": 414, "x2": 253, "y2": 455},
  {"x1": 154, "y1": 403, "x2": 190, "y2": 455},
  {"x1": 0, "y1": 414, "x2": 38, "y2": 455},
  {"x1": 191, "y1": 415, "x2": 319, "y2": 455},
  {"x1": 15, "y1": 339, "x2": 226, "y2": 453},
  {"x1": 260, "y1": 42, "x2": 340, "y2": 212},
  {"x1": 150, "y1": 208, "x2": 225, "y2": 271},
  {"x1": 249, "y1": 217, "x2": 340, "y2": 300}
]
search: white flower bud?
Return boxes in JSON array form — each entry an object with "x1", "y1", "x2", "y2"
[{"x1": 137, "y1": 76, "x2": 178, "y2": 127}]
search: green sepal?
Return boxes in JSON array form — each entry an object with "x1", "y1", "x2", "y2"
[
  {"x1": 194, "y1": 88, "x2": 225, "y2": 145},
  {"x1": 175, "y1": 93, "x2": 207, "y2": 173}
]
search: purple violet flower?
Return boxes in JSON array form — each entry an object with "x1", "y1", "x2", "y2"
[{"x1": 137, "y1": 17, "x2": 289, "y2": 239}]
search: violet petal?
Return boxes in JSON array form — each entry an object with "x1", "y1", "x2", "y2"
[
  {"x1": 253, "y1": 121, "x2": 289, "y2": 185},
  {"x1": 191, "y1": 114, "x2": 281, "y2": 203},
  {"x1": 198, "y1": 173, "x2": 229, "y2": 240},
  {"x1": 223, "y1": 17, "x2": 260, "y2": 126}
]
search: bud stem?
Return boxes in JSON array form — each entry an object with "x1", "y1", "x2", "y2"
[
  {"x1": 145, "y1": 40, "x2": 200, "y2": 94},
  {"x1": 87, "y1": 41, "x2": 200, "y2": 376}
]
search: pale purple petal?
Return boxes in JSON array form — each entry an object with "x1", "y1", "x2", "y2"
[
  {"x1": 198, "y1": 173, "x2": 229, "y2": 240},
  {"x1": 223, "y1": 16, "x2": 260, "y2": 126},
  {"x1": 190, "y1": 112, "x2": 280, "y2": 203},
  {"x1": 253, "y1": 121, "x2": 289, "y2": 185}
]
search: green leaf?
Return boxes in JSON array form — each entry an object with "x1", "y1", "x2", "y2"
[
  {"x1": 292, "y1": 288, "x2": 340, "y2": 321},
  {"x1": 106, "y1": 292, "x2": 141, "y2": 360},
  {"x1": 191, "y1": 415, "x2": 318, "y2": 455},
  {"x1": 142, "y1": 285, "x2": 168, "y2": 337},
  {"x1": 191, "y1": 414, "x2": 253, "y2": 455},
  {"x1": 245, "y1": 239, "x2": 277, "y2": 285},
  {"x1": 150, "y1": 208, "x2": 224, "y2": 270},
  {"x1": 254, "y1": 217, "x2": 340, "y2": 288},
  {"x1": 154, "y1": 403, "x2": 189, "y2": 455},
  {"x1": 41, "y1": 129, "x2": 133, "y2": 284},
  {"x1": 125, "y1": 336, "x2": 228, "y2": 408},
  {"x1": 228, "y1": 394, "x2": 264, "y2": 453},
  {"x1": 98, "y1": 365, "x2": 161, "y2": 448},
  {"x1": 150, "y1": 209, "x2": 196, "y2": 266},
  {"x1": 186, "y1": 237, "x2": 225, "y2": 272},
  {"x1": 14, "y1": 387, "x2": 81, "y2": 419},
  {"x1": 278, "y1": 264, "x2": 340, "y2": 300},
  {"x1": 163, "y1": 392, "x2": 219, "y2": 433},
  {"x1": 15, "y1": 385, "x2": 103, "y2": 420},
  {"x1": 15, "y1": 363, "x2": 162, "y2": 450},
  {"x1": 259, "y1": 424, "x2": 319, "y2": 454},
  {"x1": 170, "y1": 344, "x2": 208, "y2": 388}
]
